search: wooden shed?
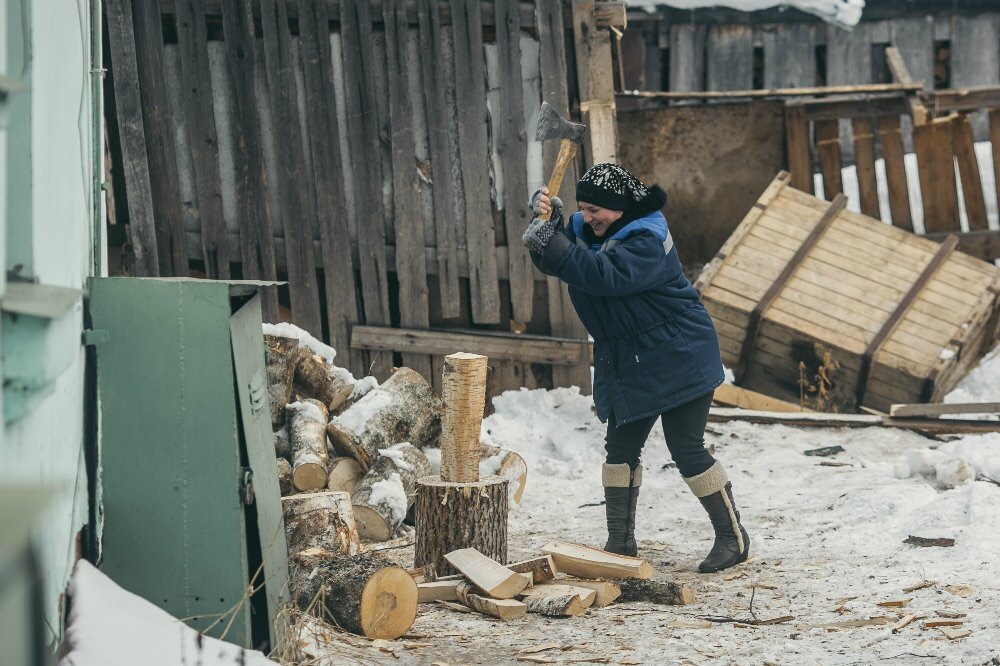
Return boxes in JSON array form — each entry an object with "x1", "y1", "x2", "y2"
[{"x1": 695, "y1": 171, "x2": 1000, "y2": 413}]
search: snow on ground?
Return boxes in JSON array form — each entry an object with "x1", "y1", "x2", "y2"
[{"x1": 316, "y1": 349, "x2": 1000, "y2": 665}]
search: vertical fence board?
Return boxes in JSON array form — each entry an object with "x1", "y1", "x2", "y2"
[
  {"x1": 174, "y1": 0, "x2": 229, "y2": 278},
  {"x1": 876, "y1": 115, "x2": 913, "y2": 231},
  {"x1": 706, "y1": 25, "x2": 753, "y2": 91},
  {"x1": 220, "y1": 0, "x2": 279, "y2": 319},
  {"x1": 133, "y1": 0, "x2": 189, "y2": 277},
  {"x1": 260, "y1": 0, "x2": 323, "y2": 335},
  {"x1": 784, "y1": 104, "x2": 812, "y2": 193},
  {"x1": 496, "y1": 0, "x2": 534, "y2": 324},
  {"x1": 450, "y1": 0, "x2": 501, "y2": 324},
  {"x1": 914, "y1": 116, "x2": 960, "y2": 233},
  {"x1": 851, "y1": 117, "x2": 881, "y2": 219},
  {"x1": 105, "y1": 0, "x2": 160, "y2": 276},
  {"x1": 298, "y1": 0, "x2": 363, "y2": 374},
  {"x1": 763, "y1": 24, "x2": 814, "y2": 89},
  {"x1": 814, "y1": 119, "x2": 843, "y2": 199},
  {"x1": 669, "y1": 23, "x2": 705, "y2": 92},
  {"x1": 383, "y1": 0, "x2": 432, "y2": 379},
  {"x1": 952, "y1": 113, "x2": 989, "y2": 231},
  {"x1": 951, "y1": 15, "x2": 1000, "y2": 141},
  {"x1": 990, "y1": 109, "x2": 1000, "y2": 221},
  {"x1": 891, "y1": 17, "x2": 934, "y2": 89}
]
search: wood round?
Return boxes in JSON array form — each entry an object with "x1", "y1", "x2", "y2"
[{"x1": 360, "y1": 566, "x2": 418, "y2": 639}]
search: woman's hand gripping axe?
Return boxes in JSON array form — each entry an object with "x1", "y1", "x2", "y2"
[{"x1": 534, "y1": 102, "x2": 587, "y2": 222}]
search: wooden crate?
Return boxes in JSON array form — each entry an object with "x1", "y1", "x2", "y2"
[{"x1": 694, "y1": 171, "x2": 1000, "y2": 413}]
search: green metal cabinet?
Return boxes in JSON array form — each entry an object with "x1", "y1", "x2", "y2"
[{"x1": 87, "y1": 277, "x2": 288, "y2": 649}]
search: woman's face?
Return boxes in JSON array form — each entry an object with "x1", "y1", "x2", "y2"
[{"x1": 578, "y1": 201, "x2": 624, "y2": 237}]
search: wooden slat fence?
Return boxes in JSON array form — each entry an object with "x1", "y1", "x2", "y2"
[{"x1": 105, "y1": 0, "x2": 624, "y2": 396}]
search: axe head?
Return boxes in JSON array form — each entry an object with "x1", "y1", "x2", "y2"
[{"x1": 535, "y1": 102, "x2": 587, "y2": 144}]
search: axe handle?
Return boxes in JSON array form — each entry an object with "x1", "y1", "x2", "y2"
[{"x1": 539, "y1": 139, "x2": 578, "y2": 221}]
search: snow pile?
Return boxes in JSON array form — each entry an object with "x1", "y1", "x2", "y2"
[
  {"x1": 378, "y1": 443, "x2": 414, "y2": 471},
  {"x1": 285, "y1": 400, "x2": 326, "y2": 423},
  {"x1": 480, "y1": 451, "x2": 504, "y2": 476},
  {"x1": 422, "y1": 447, "x2": 442, "y2": 474},
  {"x1": 330, "y1": 390, "x2": 392, "y2": 434},
  {"x1": 944, "y1": 343, "x2": 1000, "y2": 407},
  {"x1": 350, "y1": 375, "x2": 378, "y2": 399},
  {"x1": 262, "y1": 322, "x2": 336, "y2": 364},
  {"x1": 365, "y1": 473, "x2": 408, "y2": 524},
  {"x1": 895, "y1": 434, "x2": 1000, "y2": 488},
  {"x1": 60, "y1": 560, "x2": 273, "y2": 666}
]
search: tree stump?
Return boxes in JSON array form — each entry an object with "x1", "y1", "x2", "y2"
[
  {"x1": 291, "y1": 552, "x2": 417, "y2": 639},
  {"x1": 289, "y1": 399, "x2": 330, "y2": 491},
  {"x1": 282, "y1": 490, "x2": 361, "y2": 560},
  {"x1": 414, "y1": 475, "x2": 509, "y2": 578},
  {"x1": 294, "y1": 350, "x2": 355, "y2": 412},
  {"x1": 327, "y1": 368, "x2": 442, "y2": 468},
  {"x1": 352, "y1": 443, "x2": 432, "y2": 541},
  {"x1": 264, "y1": 334, "x2": 300, "y2": 430}
]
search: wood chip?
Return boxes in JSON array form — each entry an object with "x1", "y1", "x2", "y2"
[
  {"x1": 923, "y1": 619, "x2": 964, "y2": 628},
  {"x1": 750, "y1": 583, "x2": 779, "y2": 590},
  {"x1": 519, "y1": 644, "x2": 561, "y2": 655},
  {"x1": 877, "y1": 598, "x2": 912, "y2": 608},
  {"x1": 944, "y1": 584, "x2": 975, "y2": 597},
  {"x1": 667, "y1": 619, "x2": 713, "y2": 629},
  {"x1": 404, "y1": 643, "x2": 432, "y2": 649},
  {"x1": 436, "y1": 600, "x2": 475, "y2": 614},
  {"x1": 892, "y1": 614, "x2": 918, "y2": 633},
  {"x1": 804, "y1": 445, "x2": 845, "y2": 457},
  {"x1": 939, "y1": 627, "x2": 971, "y2": 640},
  {"x1": 936, "y1": 610, "x2": 967, "y2": 618},
  {"x1": 819, "y1": 617, "x2": 892, "y2": 631},
  {"x1": 752, "y1": 615, "x2": 795, "y2": 625},
  {"x1": 903, "y1": 580, "x2": 935, "y2": 593},
  {"x1": 904, "y1": 535, "x2": 955, "y2": 548},
  {"x1": 517, "y1": 658, "x2": 556, "y2": 665}
]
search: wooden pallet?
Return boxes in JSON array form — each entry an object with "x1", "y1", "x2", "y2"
[{"x1": 695, "y1": 171, "x2": 1000, "y2": 413}]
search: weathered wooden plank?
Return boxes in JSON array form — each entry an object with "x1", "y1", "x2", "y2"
[
  {"x1": 259, "y1": 0, "x2": 323, "y2": 335},
  {"x1": 539, "y1": 0, "x2": 591, "y2": 393},
  {"x1": 133, "y1": 0, "x2": 189, "y2": 277},
  {"x1": 572, "y1": 1, "x2": 617, "y2": 165},
  {"x1": 416, "y1": 0, "x2": 460, "y2": 319},
  {"x1": 891, "y1": 17, "x2": 934, "y2": 89},
  {"x1": 220, "y1": 0, "x2": 279, "y2": 319},
  {"x1": 105, "y1": 0, "x2": 160, "y2": 276},
  {"x1": 876, "y1": 115, "x2": 913, "y2": 231},
  {"x1": 785, "y1": 105, "x2": 812, "y2": 194},
  {"x1": 297, "y1": 0, "x2": 363, "y2": 373},
  {"x1": 669, "y1": 23, "x2": 705, "y2": 93},
  {"x1": 826, "y1": 25, "x2": 871, "y2": 87},
  {"x1": 174, "y1": 0, "x2": 230, "y2": 279},
  {"x1": 352, "y1": 325, "x2": 588, "y2": 364},
  {"x1": 851, "y1": 117, "x2": 880, "y2": 219},
  {"x1": 340, "y1": 0, "x2": 392, "y2": 331},
  {"x1": 814, "y1": 119, "x2": 842, "y2": 199},
  {"x1": 383, "y1": 0, "x2": 432, "y2": 379},
  {"x1": 450, "y1": 0, "x2": 500, "y2": 324},
  {"x1": 706, "y1": 24, "x2": 752, "y2": 91},
  {"x1": 495, "y1": 0, "x2": 534, "y2": 324},
  {"x1": 913, "y1": 116, "x2": 960, "y2": 233},
  {"x1": 950, "y1": 15, "x2": 1000, "y2": 90},
  {"x1": 762, "y1": 23, "x2": 814, "y2": 89},
  {"x1": 952, "y1": 113, "x2": 989, "y2": 231}
]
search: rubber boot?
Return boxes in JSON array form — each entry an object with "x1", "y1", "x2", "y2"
[
  {"x1": 683, "y1": 462, "x2": 750, "y2": 573},
  {"x1": 603, "y1": 463, "x2": 642, "y2": 556}
]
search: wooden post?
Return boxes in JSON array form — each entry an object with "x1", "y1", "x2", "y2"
[{"x1": 440, "y1": 353, "x2": 488, "y2": 482}]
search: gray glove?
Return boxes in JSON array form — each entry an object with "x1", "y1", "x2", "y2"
[
  {"x1": 528, "y1": 189, "x2": 563, "y2": 220},
  {"x1": 522, "y1": 217, "x2": 556, "y2": 254}
]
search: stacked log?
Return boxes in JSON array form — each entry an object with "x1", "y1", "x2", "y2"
[
  {"x1": 294, "y1": 350, "x2": 355, "y2": 412},
  {"x1": 264, "y1": 334, "x2": 300, "y2": 430},
  {"x1": 327, "y1": 456, "x2": 364, "y2": 493},
  {"x1": 351, "y1": 443, "x2": 432, "y2": 541},
  {"x1": 282, "y1": 491, "x2": 361, "y2": 560},
  {"x1": 288, "y1": 400, "x2": 330, "y2": 491}
]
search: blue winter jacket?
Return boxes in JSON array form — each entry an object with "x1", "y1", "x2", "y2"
[{"x1": 531, "y1": 209, "x2": 725, "y2": 425}]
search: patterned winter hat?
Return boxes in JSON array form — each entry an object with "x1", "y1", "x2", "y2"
[{"x1": 576, "y1": 162, "x2": 650, "y2": 212}]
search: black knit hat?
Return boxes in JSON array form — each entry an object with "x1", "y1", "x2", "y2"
[{"x1": 576, "y1": 163, "x2": 650, "y2": 212}]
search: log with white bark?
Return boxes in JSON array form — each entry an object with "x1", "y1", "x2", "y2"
[
  {"x1": 274, "y1": 426, "x2": 290, "y2": 460},
  {"x1": 276, "y1": 457, "x2": 293, "y2": 496},
  {"x1": 291, "y1": 552, "x2": 417, "y2": 639},
  {"x1": 439, "y1": 353, "x2": 488, "y2": 483},
  {"x1": 479, "y1": 444, "x2": 528, "y2": 504},
  {"x1": 541, "y1": 542, "x2": 654, "y2": 580},
  {"x1": 282, "y1": 490, "x2": 361, "y2": 559},
  {"x1": 612, "y1": 578, "x2": 696, "y2": 605},
  {"x1": 351, "y1": 443, "x2": 432, "y2": 541},
  {"x1": 327, "y1": 368, "x2": 442, "y2": 469},
  {"x1": 265, "y1": 334, "x2": 300, "y2": 430},
  {"x1": 455, "y1": 581, "x2": 527, "y2": 621},
  {"x1": 327, "y1": 456, "x2": 365, "y2": 494},
  {"x1": 520, "y1": 583, "x2": 595, "y2": 617},
  {"x1": 288, "y1": 399, "x2": 330, "y2": 491},
  {"x1": 294, "y1": 350, "x2": 355, "y2": 412}
]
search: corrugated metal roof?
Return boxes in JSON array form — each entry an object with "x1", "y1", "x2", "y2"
[{"x1": 627, "y1": 0, "x2": 865, "y2": 28}]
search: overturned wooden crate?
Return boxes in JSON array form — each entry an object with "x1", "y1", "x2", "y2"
[{"x1": 695, "y1": 172, "x2": 1000, "y2": 413}]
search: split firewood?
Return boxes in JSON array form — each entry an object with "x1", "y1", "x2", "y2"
[
  {"x1": 288, "y1": 400, "x2": 331, "y2": 491},
  {"x1": 291, "y1": 551, "x2": 417, "y2": 639},
  {"x1": 455, "y1": 581, "x2": 527, "y2": 621},
  {"x1": 418, "y1": 579, "x2": 463, "y2": 603},
  {"x1": 264, "y1": 334, "x2": 300, "y2": 430},
  {"x1": 541, "y1": 542, "x2": 653, "y2": 580},
  {"x1": 327, "y1": 368, "x2": 442, "y2": 469},
  {"x1": 276, "y1": 457, "x2": 293, "y2": 496},
  {"x1": 520, "y1": 584, "x2": 596, "y2": 616},
  {"x1": 282, "y1": 490, "x2": 361, "y2": 559},
  {"x1": 327, "y1": 456, "x2": 365, "y2": 493},
  {"x1": 480, "y1": 444, "x2": 528, "y2": 504},
  {"x1": 557, "y1": 578, "x2": 621, "y2": 607},
  {"x1": 612, "y1": 578, "x2": 695, "y2": 605},
  {"x1": 939, "y1": 626, "x2": 971, "y2": 640},
  {"x1": 444, "y1": 548, "x2": 528, "y2": 599},
  {"x1": 294, "y1": 350, "x2": 355, "y2": 412},
  {"x1": 351, "y1": 443, "x2": 432, "y2": 541},
  {"x1": 508, "y1": 556, "x2": 558, "y2": 583},
  {"x1": 274, "y1": 426, "x2": 291, "y2": 460}
]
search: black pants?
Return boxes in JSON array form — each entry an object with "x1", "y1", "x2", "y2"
[{"x1": 605, "y1": 390, "x2": 716, "y2": 479}]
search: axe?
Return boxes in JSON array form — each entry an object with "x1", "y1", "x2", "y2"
[{"x1": 534, "y1": 102, "x2": 587, "y2": 221}]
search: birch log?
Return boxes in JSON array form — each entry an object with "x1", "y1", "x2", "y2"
[
  {"x1": 294, "y1": 350, "x2": 355, "y2": 412},
  {"x1": 327, "y1": 368, "x2": 442, "y2": 469},
  {"x1": 264, "y1": 334, "x2": 300, "y2": 430},
  {"x1": 276, "y1": 457, "x2": 293, "y2": 496},
  {"x1": 327, "y1": 456, "x2": 365, "y2": 493},
  {"x1": 289, "y1": 399, "x2": 330, "y2": 491},
  {"x1": 480, "y1": 444, "x2": 528, "y2": 504},
  {"x1": 440, "y1": 353, "x2": 488, "y2": 482},
  {"x1": 282, "y1": 490, "x2": 361, "y2": 559},
  {"x1": 351, "y1": 443, "x2": 432, "y2": 541}
]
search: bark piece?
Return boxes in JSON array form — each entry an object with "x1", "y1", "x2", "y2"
[
  {"x1": 327, "y1": 368, "x2": 442, "y2": 469},
  {"x1": 327, "y1": 456, "x2": 365, "y2": 493},
  {"x1": 455, "y1": 581, "x2": 527, "y2": 621},
  {"x1": 289, "y1": 399, "x2": 330, "y2": 491},
  {"x1": 291, "y1": 552, "x2": 417, "y2": 639},
  {"x1": 557, "y1": 578, "x2": 621, "y2": 607},
  {"x1": 444, "y1": 548, "x2": 527, "y2": 599},
  {"x1": 265, "y1": 334, "x2": 300, "y2": 430},
  {"x1": 282, "y1": 490, "x2": 361, "y2": 560},
  {"x1": 414, "y1": 475, "x2": 509, "y2": 578},
  {"x1": 612, "y1": 578, "x2": 695, "y2": 605},
  {"x1": 521, "y1": 583, "x2": 597, "y2": 616},
  {"x1": 276, "y1": 457, "x2": 293, "y2": 496},
  {"x1": 508, "y1": 556, "x2": 558, "y2": 583},
  {"x1": 541, "y1": 542, "x2": 653, "y2": 580},
  {"x1": 440, "y1": 353, "x2": 488, "y2": 482},
  {"x1": 480, "y1": 444, "x2": 528, "y2": 504},
  {"x1": 351, "y1": 443, "x2": 432, "y2": 541},
  {"x1": 294, "y1": 350, "x2": 355, "y2": 411}
]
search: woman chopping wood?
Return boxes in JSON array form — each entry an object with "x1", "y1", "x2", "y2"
[{"x1": 524, "y1": 163, "x2": 749, "y2": 573}]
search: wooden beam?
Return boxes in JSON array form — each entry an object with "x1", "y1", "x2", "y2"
[
  {"x1": 619, "y1": 82, "x2": 922, "y2": 101},
  {"x1": 889, "y1": 402, "x2": 1000, "y2": 418},
  {"x1": 350, "y1": 325, "x2": 588, "y2": 365},
  {"x1": 713, "y1": 384, "x2": 809, "y2": 413},
  {"x1": 709, "y1": 408, "x2": 1000, "y2": 434},
  {"x1": 786, "y1": 94, "x2": 909, "y2": 121},
  {"x1": 924, "y1": 229, "x2": 1000, "y2": 261},
  {"x1": 885, "y1": 46, "x2": 929, "y2": 125},
  {"x1": 923, "y1": 86, "x2": 1000, "y2": 114}
]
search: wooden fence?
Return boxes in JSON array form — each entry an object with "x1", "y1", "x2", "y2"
[{"x1": 104, "y1": 0, "x2": 625, "y2": 396}]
